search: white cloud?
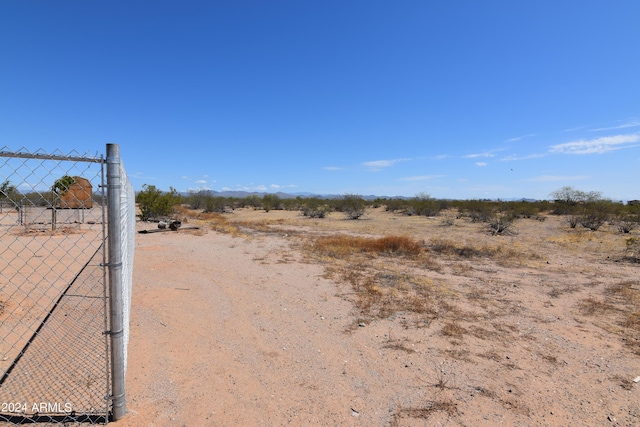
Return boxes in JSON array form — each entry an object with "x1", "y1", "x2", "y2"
[
  {"x1": 362, "y1": 158, "x2": 410, "y2": 171},
  {"x1": 500, "y1": 153, "x2": 546, "y2": 161},
  {"x1": 187, "y1": 185, "x2": 212, "y2": 191},
  {"x1": 270, "y1": 184, "x2": 297, "y2": 190},
  {"x1": 398, "y1": 174, "x2": 444, "y2": 182},
  {"x1": 505, "y1": 134, "x2": 535, "y2": 142},
  {"x1": 590, "y1": 119, "x2": 640, "y2": 132},
  {"x1": 564, "y1": 125, "x2": 590, "y2": 132},
  {"x1": 224, "y1": 184, "x2": 269, "y2": 192},
  {"x1": 549, "y1": 134, "x2": 640, "y2": 155},
  {"x1": 195, "y1": 180, "x2": 207, "y2": 184},
  {"x1": 464, "y1": 152, "x2": 495, "y2": 159},
  {"x1": 323, "y1": 166, "x2": 344, "y2": 171},
  {"x1": 528, "y1": 175, "x2": 588, "y2": 182},
  {"x1": 475, "y1": 162, "x2": 487, "y2": 167}
]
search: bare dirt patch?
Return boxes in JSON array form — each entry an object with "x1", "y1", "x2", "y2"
[{"x1": 115, "y1": 207, "x2": 640, "y2": 426}]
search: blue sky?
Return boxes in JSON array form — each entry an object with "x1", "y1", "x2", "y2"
[{"x1": 1, "y1": 1, "x2": 639, "y2": 200}]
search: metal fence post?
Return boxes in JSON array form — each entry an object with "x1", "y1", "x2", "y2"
[{"x1": 106, "y1": 144, "x2": 126, "y2": 420}]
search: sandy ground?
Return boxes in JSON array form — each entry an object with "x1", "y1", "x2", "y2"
[{"x1": 113, "y1": 208, "x2": 640, "y2": 427}]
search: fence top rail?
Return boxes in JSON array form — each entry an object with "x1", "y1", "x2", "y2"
[{"x1": 0, "y1": 150, "x2": 104, "y2": 164}]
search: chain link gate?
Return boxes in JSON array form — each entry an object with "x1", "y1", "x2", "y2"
[{"x1": 0, "y1": 145, "x2": 134, "y2": 425}]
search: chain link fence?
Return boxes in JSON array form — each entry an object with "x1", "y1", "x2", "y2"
[{"x1": 0, "y1": 145, "x2": 134, "y2": 425}]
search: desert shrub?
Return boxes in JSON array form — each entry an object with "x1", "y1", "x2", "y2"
[
  {"x1": 577, "y1": 202, "x2": 612, "y2": 231},
  {"x1": 567, "y1": 215, "x2": 580, "y2": 229},
  {"x1": 336, "y1": 194, "x2": 366, "y2": 219},
  {"x1": 615, "y1": 215, "x2": 637, "y2": 233},
  {"x1": 204, "y1": 197, "x2": 228, "y2": 213},
  {"x1": 626, "y1": 237, "x2": 640, "y2": 261},
  {"x1": 440, "y1": 217, "x2": 455, "y2": 227},
  {"x1": 384, "y1": 198, "x2": 408, "y2": 213},
  {"x1": 429, "y1": 238, "x2": 482, "y2": 257},
  {"x1": 312, "y1": 234, "x2": 422, "y2": 257},
  {"x1": 52, "y1": 175, "x2": 76, "y2": 197},
  {"x1": 372, "y1": 236, "x2": 423, "y2": 255},
  {"x1": 0, "y1": 180, "x2": 21, "y2": 211},
  {"x1": 280, "y1": 197, "x2": 301, "y2": 211},
  {"x1": 262, "y1": 194, "x2": 281, "y2": 212},
  {"x1": 503, "y1": 201, "x2": 541, "y2": 219},
  {"x1": 0, "y1": 180, "x2": 17, "y2": 203},
  {"x1": 406, "y1": 193, "x2": 440, "y2": 217},
  {"x1": 301, "y1": 198, "x2": 330, "y2": 218},
  {"x1": 552, "y1": 201, "x2": 578, "y2": 215},
  {"x1": 461, "y1": 200, "x2": 495, "y2": 223},
  {"x1": 185, "y1": 189, "x2": 209, "y2": 210},
  {"x1": 242, "y1": 195, "x2": 262, "y2": 209},
  {"x1": 136, "y1": 184, "x2": 181, "y2": 221},
  {"x1": 488, "y1": 214, "x2": 516, "y2": 235},
  {"x1": 550, "y1": 187, "x2": 602, "y2": 215}
]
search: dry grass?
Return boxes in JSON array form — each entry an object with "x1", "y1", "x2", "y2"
[
  {"x1": 174, "y1": 206, "x2": 244, "y2": 236},
  {"x1": 576, "y1": 297, "x2": 616, "y2": 316},
  {"x1": 311, "y1": 234, "x2": 423, "y2": 258},
  {"x1": 441, "y1": 322, "x2": 467, "y2": 338},
  {"x1": 337, "y1": 265, "x2": 440, "y2": 323},
  {"x1": 576, "y1": 281, "x2": 640, "y2": 354},
  {"x1": 382, "y1": 333, "x2": 417, "y2": 354},
  {"x1": 427, "y1": 237, "x2": 543, "y2": 266},
  {"x1": 391, "y1": 400, "x2": 458, "y2": 425}
]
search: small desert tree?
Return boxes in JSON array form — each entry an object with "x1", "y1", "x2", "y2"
[
  {"x1": 338, "y1": 194, "x2": 366, "y2": 220},
  {"x1": 550, "y1": 186, "x2": 602, "y2": 214},
  {"x1": 0, "y1": 180, "x2": 17, "y2": 212},
  {"x1": 136, "y1": 184, "x2": 181, "y2": 221},
  {"x1": 301, "y1": 197, "x2": 330, "y2": 218},
  {"x1": 577, "y1": 200, "x2": 612, "y2": 231},
  {"x1": 52, "y1": 175, "x2": 76, "y2": 197},
  {"x1": 204, "y1": 197, "x2": 228, "y2": 213},
  {"x1": 243, "y1": 195, "x2": 262, "y2": 209},
  {"x1": 407, "y1": 192, "x2": 440, "y2": 217},
  {"x1": 262, "y1": 194, "x2": 281, "y2": 212},
  {"x1": 186, "y1": 189, "x2": 212, "y2": 210}
]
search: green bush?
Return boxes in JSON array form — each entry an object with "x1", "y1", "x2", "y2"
[
  {"x1": 136, "y1": 184, "x2": 181, "y2": 221},
  {"x1": 204, "y1": 197, "x2": 228, "y2": 213},
  {"x1": 406, "y1": 193, "x2": 440, "y2": 217},
  {"x1": 461, "y1": 200, "x2": 495, "y2": 223},
  {"x1": 262, "y1": 194, "x2": 281, "y2": 212},
  {"x1": 185, "y1": 189, "x2": 211, "y2": 210},
  {"x1": 577, "y1": 201, "x2": 618, "y2": 231},
  {"x1": 301, "y1": 198, "x2": 330, "y2": 218},
  {"x1": 550, "y1": 186, "x2": 603, "y2": 215},
  {"x1": 384, "y1": 198, "x2": 407, "y2": 213},
  {"x1": 242, "y1": 195, "x2": 262, "y2": 209},
  {"x1": 52, "y1": 175, "x2": 76, "y2": 197},
  {"x1": 339, "y1": 194, "x2": 367, "y2": 219}
]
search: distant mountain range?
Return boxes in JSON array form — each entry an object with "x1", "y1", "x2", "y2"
[
  {"x1": 181, "y1": 190, "x2": 387, "y2": 200},
  {"x1": 180, "y1": 189, "x2": 542, "y2": 202}
]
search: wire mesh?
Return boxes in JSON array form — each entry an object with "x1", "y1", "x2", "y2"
[
  {"x1": 118, "y1": 162, "x2": 135, "y2": 380},
  {"x1": 0, "y1": 147, "x2": 110, "y2": 425}
]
